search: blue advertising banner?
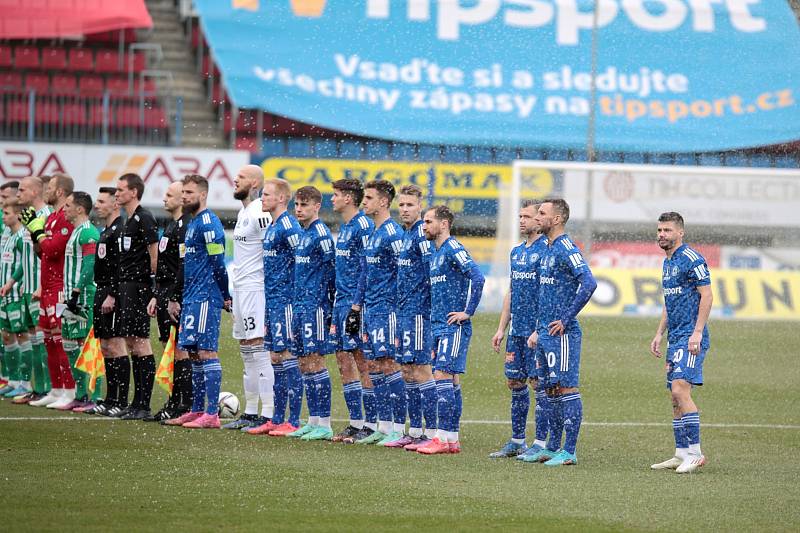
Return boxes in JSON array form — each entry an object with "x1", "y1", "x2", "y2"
[{"x1": 195, "y1": 0, "x2": 800, "y2": 152}]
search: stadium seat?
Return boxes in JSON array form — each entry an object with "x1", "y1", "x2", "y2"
[
  {"x1": 339, "y1": 139, "x2": 364, "y2": 159},
  {"x1": 443, "y1": 146, "x2": 469, "y2": 162},
  {"x1": 313, "y1": 138, "x2": 338, "y2": 158},
  {"x1": 0, "y1": 45, "x2": 11, "y2": 68},
  {"x1": 35, "y1": 101, "x2": 60, "y2": 124},
  {"x1": 79, "y1": 75, "x2": 105, "y2": 96},
  {"x1": 14, "y1": 46, "x2": 40, "y2": 69},
  {"x1": 287, "y1": 138, "x2": 311, "y2": 157},
  {"x1": 68, "y1": 49, "x2": 94, "y2": 71},
  {"x1": 145, "y1": 107, "x2": 167, "y2": 128},
  {"x1": 365, "y1": 140, "x2": 390, "y2": 160},
  {"x1": 596, "y1": 151, "x2": 622, "y2": 163},
  {"x1": 211, "y1": 82, "x2": 227, "y2": 106},
  {"x1": 5, "y1": 99, "x2": 28, "y2": 123},
  {"x1": 261, "y1": 137, "x2": 286, "y2": 157},
  {"x1": 674, "y1": 153, "x2": 698, "y2": 165},
  {"x1": 698, "y1": 153, "x2": 723, "y2": 166},
  {"x1": 622, "y1": 152, "x2": 646, "y2": 164},
  {"x1": 25, "y1": 73, "x2": 50, "y2": 95},
  {"x1": 546, "y1": 149, "x2": 569, "y2": 161},
  {"x1": 235, "y1": 134, "x2": 258, "y2": 151},
  {"x1": 62, "y1": 103, "x2": 86, "y2": 126},
  {"x1": 519, "y1": 148, "x2": 544, "y2": 161},
  {"x1": 41, "y1": 47, "x2": 67, "y2": 70},
  {"x1": 95, "y1": 50, "x2": 121, "y2": 73},
  {"x1": 773, "y1": 154, "x2": 797, "y2": 168},
  {"x1": 271, "y1": 116, "x2": 302, "y2": 135},
  {"x1": 391, "y1": 142, "x2": 416, "y2": 161},
  {"x1": 128, "y1": 51, "x2": 146, "y2": 73},
  {"x1": 51, "y1": 73, "x2": 78, "y2": 95},
  {"x1": 115, "y1": 105, "x2": 140, "y2": 128},
  {"x1": 494, "y1": 147, "x2": 518, "y2": 164},
  {"x1": 748, "y1": 154, "x2": 772, "y2": 167},
  {"x1": 417, "y1": 144, "x2": 441, "y2": 161},
  {"x1": 88, "y1": 103, "x2": 107, "y2": 126},
  {"x1": 648, "y1": 153, "x2": 674, "y2": 165},
  {"x1": 106, "y1": 77, "x2": 131, "y2": 97},
  {"x1": 470, "y1": 147, "x2": 493, "y2": 163},
  {"x1": 0, "y1": 72, "x2": 23, "y2": 90},
  {"x1": 723, "y1": 153, "x2": 748, "y2": 167}
]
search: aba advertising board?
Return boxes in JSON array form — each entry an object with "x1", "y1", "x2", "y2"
[{"x1": 0, "y1": 142, "x2": 249, "y2": 210}]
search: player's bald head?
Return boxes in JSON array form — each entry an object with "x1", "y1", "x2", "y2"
[
  {"x1": 239, "y1": 165, "x2": 263, "y2": 182},
  {"x1": 167, "y1": 181, "x2": 183, "y2": 195},
  {"x1": 21, "y1": 176, "x2": 43, "y2": 192}
]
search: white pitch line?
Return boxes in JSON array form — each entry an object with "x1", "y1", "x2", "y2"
[{"x1": 1, "y1": 416, "x2": 798, "y2": 430}]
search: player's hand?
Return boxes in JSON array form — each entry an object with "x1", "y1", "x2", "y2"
[
  {"x1": 20, "y1": 207, "x2": 45, "y2": 242},
  {"x1": 447, "y1": 311, "x2": 469, "y2": 325},
  {"x1": 0, "y1": 281, "x2": 12, "y2": 297},
  {"x1": 66, "y1": 290, "x2": 81, "y2": 314},
  {"x1": 491, "y1": 329, "x2": 504, "y2": 353},
  {"x1": 526, "y1": 331, "x2": 539, "y2": 349},
  {"x1": 223, "y1": 299, "x2": 232, "y2": 312},
  {"x1": 146, "y1": 297, "x2": 157, "y2": 317},
  {"x1": 548, "y1": 320, "x2": 565, "y2": 336},
  {"x1": 649, "y1": 333, "x2": 662, "y2": 358},
  {"x1": 167, "y1": 301, "x2": 181, "y2": 322},
  {"x1": 688, "y1": 331, "x2": 702, "y2": 356},
  {"x1": 32, "y1": 288, "x2": 41, "y2": 301},
  {"x1": 101, "y1": 295, "x2": 115, "y2": 314},
  {"x1": 345, "y1": 308, "x2": 361, "y2": 336}
]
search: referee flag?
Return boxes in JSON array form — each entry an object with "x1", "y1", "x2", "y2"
[
  {"x1": 156, "y1": 326, "x2": 176, "y2": 394},
  {"x1": 75, "y1": 327, "x2": 105, "y2": 393}
]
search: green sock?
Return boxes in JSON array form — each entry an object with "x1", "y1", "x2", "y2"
[
  {"x1": 65, "y1": 340, "x2": 88, "y2": 400},
  {"x1": 33, "y1": 338, "x2": 51, "y2": 392},
  {"x1": 4, "y1": 343, "x2": 20, "y2": 382},
  {"x1": 91, "y1": 376, "x2": 104, "y2": 402},
  {"x1": 18, "y1": 340, "x2": 33, "y2": 383},
  {"x1": 0, "y1": 342, "x2": 5, "y2": 378}
]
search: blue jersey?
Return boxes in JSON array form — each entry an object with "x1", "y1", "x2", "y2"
[
  {"x1": 294, "y1": 219, "x2": 335, "y2": 310},
  {"x1": 662, "y1": 244, "x2": 711, "y2": 347},
  {"x1": 537, "y1": 234, "x2": 592, "y2": 334},
  {"x1": 263, "y1": 211, "x2": 302, "y2": 305},
  {"x1": 509, "y1": 234, "x2": 548, "y2": 337},
  {"x1": 361, "y1": 218, "x2": 404, "y2": 314},
  {"x1": 334, "y1": 211, "x2": 373, "y2": 308},
  {"x1": 429, "y1": 237, "x2": 481, "y2": 333},
  {"x1": 183, "y1": 209, "x2": 229, "y2": 305},
  {"x1": 396, "y1": 219, "x2": 432, "y2": 316}
]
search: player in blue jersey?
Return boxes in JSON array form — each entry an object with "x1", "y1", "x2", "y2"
[
  {"x1": 649, "y1": 212, "x2": 712, "y2": 474},
  {"x1": 417, "y1": 205, "x2": 485, "y2": 455},
  {"x1": 285, "y1": 186, "x2": 337, "y2": 441},
  {"x1": 490, "y1": 200, "x2": 552, "y2": 460},
  {"x1": 163, "y1": 174, "x2": 231, "y2": 430},
  {"x1": 390, "y1": 184, "x2": 437, "y2": 450},
  {"x1": 330, "y1": 179, "x2": 377, "y2": 443},
  {"x1": 351, "y1": 180, "x2": 407, "y2": 445},
  {"x1": 528, "y1": 199, "x2": 596, "y2": 466},
  {"x1": 248, "y1": 178, "x2": 305, "y2": 437}
]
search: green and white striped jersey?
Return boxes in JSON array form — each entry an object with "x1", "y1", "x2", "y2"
[
  {"x1": 64, "y1": 220, "x2": 100, "y2": 294},
  {"x1": 1, "y1": 228, "x2": 24, "y2": 303},
  {"x1": 21, "y1": 205, "x2": 52, "y2": 295}
]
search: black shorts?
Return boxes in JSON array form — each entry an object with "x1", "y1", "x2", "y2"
[
  {"x1": 93, "y1": 287, "x2": 121, "y2": 340},
  {"x1": 117, "y1": 281, "x2": 151, "y2": 338},
  {"x1": 155, "y1": 285, "x2": 179, "y2": 343}
]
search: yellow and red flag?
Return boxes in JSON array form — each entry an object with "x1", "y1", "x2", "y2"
[
  {"x1": 156, "y1": 326, "x2": 176, "y2": 394},
  {"x1": 75, "y1": 327, "x2": 105, "y2": 393}
]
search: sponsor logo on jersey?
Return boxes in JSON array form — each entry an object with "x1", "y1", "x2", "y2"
[
  {"x1": 540, "y1": 276, "x2": 555, "y2": 285},
  {"x1": 664, "y1": 287, "x2": 683, "y2": 295},
  {"x1": 512, "y1": 270, "x2": 536, "y2": 280},
  {"x1": 263, "y1": 249, "x2": 278, "y2": 257},
  {"x1": 234, "y1": 235, "x2": 247, "y2": 242},
  {"x1": 398, "y1": 258, "x2": 412, "y2": 267},
  {"x1": 336, "y1": 249, "x2": 351, "y2": 257},
  {"x1": 296, "y1": 256, "x2": 311, "y2": 264},
  {"x1": 430, "y1": 274, "x2": 447, "y2": 284},
  {"x1": 366, "y1": 256, "x2": 381, "y2": 264}
]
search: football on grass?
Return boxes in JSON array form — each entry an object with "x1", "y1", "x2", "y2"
[{"x1": 218, "y1": 392, "x2": 240, "y2": 418}]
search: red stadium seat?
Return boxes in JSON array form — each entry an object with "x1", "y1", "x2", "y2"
[
  {"x1": 79, "y1": 75, "x2": 105, "y2": 96},
  {"x1": 95, "y1": 49, "x2": 121, "y2": 73},
  {"x1": 6, "y1": 99, "x2": 29, "y2": 123},
  {"x1": 88, "y1": 103, "x2": 106, "y2": 126},
  {"x1": 0, "y1": 72, "x2": 23, "y2": 90},
  {"x1": 35, "y1": 100, "x2": 59, "y2": 124},
  {"x1": 14, "y1": 46, "x2": 40, "y2": 69},
  {"x1": 115, "y1": 105, "x2": 140, "y2": 128},
  {"x1": 62, "y1": 103, "x2": 86, "y2": 125},
  {"x1": 25, "y1": 73, "x2": 50, "y2": 94},
  {"x1": 106, "y1": 76, "x2": 130, "y2": 96},
  {"x1": 235, "y1": 134, "x2": 258, "y2": 152},
  {"x1": 145, "y1": 107, "x2": 167, "y2": 128},
  {"x1": 41, "y1": 47, "x2": 67, "y2": 70},
  {"x1": 67, "y1": 49, "x2": 94, "y2": 71},
  {"x1": 51, "y1": 73, "x2": 78, "y2": 95},
  {"x1": 129, "y1": 51, "x2": 146, "y2": 72},
  {"x1": 0, "y1": 45, "x2": 13, "y2": 68}
]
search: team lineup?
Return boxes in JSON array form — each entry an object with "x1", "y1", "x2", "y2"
[{"x1": 0, "y1": 167, "x2": 712, "y2": 469}]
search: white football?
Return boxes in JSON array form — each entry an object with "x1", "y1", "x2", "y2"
[{"x1": 218, "y1": 391, "x2": 240, "y2": 418}]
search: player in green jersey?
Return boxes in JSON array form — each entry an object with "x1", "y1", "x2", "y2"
[{"x1": 0, "y1": 181, "x2": 19, "y2": 392}]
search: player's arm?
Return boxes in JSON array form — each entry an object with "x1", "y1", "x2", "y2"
[
  {"x1": 492, "y1": 288, "x2": 511, "y2": 352},
  {"x1": 321, "y1": 236, "x2": 336, "y2": 304},
  {"x1": 351, "y1": 255, "x2": 367, "y2": 311},
  {"x1": 447, "y1": 248, "x2": 485, "y2": 325},
  {"x1": 650, "y1": 306, "x2": 668, "y2": 358},
  {"x1": 67, "y1": 235, "x2": 97, "y2": 312},
  {"x1": 550, "y1": 251, "x2": 597, "y2": 335},
  {"x1": 205, "y1": 220, "x2": 231, "y2": 305},
  {"x1": 18, "y1": 208, "x2": 47, "y2": 257}
]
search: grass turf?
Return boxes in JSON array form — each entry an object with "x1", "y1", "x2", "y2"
[{"x1": 1, "y1": 315, "x2": 798, "y2": 532}]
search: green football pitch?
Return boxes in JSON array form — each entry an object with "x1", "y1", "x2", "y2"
[{"x1": 1, "y1": 315, "x2": 798, "y2": 532}]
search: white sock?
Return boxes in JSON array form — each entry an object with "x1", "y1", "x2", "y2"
[
  {"x1": 689, "y1": 443, "x2": 702, "y2": 456},
  {"x1": 409, "y1": 427, "x2": 423, "y2": 438},
  {"x1": 319, "y1": 416, "x2": 331, "y2": 429},
  {"x1": 436, "y1": 429, "x2": 447, "y2": 441},
  {"x1": 365, "y1": 421, "x2": 377, "y2": 431},
  {"x1": 308, "y1": 415, "x2": 320, "y2": 426},
  {"x1": 424, "y1": 428, "x2": 437, "y2": 439},
  {"x1": 676, "y1": 447, "x2": 689, "y2": 458},
  {"x1": 378, "y1": 420, "x2": 391, "y2": 434},
  {"x1": 254, "y1": 350, "x2": 274, "y2": 418},
  {"x1": 393, "y1": 422, "x2": 405, "y2": 434},
  {"x1": 447, "y1": 431, "x2": 459, "y2": 443},
  {"x1": 350, "y1": 419, "x2": 365, "y2": 429},
  {"x1": 533, "y1": 439, "x2": 546, "y2": 449},
  {"x1": 241, "y1": 346, "x2": 260, "y2": 415}
]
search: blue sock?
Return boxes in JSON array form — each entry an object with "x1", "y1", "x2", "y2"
[
  {"x1": 673, "y1": 417, "x2": 688, "y2": 452},
  {"x1": 406, "y1": 382, "x2": 422, "y2": 431},
  {"x1": 386, "y1": 371, "x2": 407, "y2": 425},
  {"x1": 191, "y1": 361, "x2": 206, "y2": 413},
  {"x1": 202, "y1": 359, "x2": 222, "y2": 415},
  {"x1": 362, "y1": 387, "x2": 377, "y2": 425},
  {"x1": 682, "y1": 411, "x2": 701, "y2": 448},
  {"x1": 342, "y1": 380, "x2": 363, "y2": 423},
  {"x1": 435, "y1": 379, "x2": 455, "y2": 433},
  {"x1": 271, "y1": 362, "x2": 286, "y2": 425},
  {"x1": 546, "y1": 394, "x2": 563, "y2": 452},
  {"x1": 453, "y1": 383, "x2": 463, "y2": 432},
  {"x1": 561, "y1": 392, "x2": 583, "y2": 454},
  {"x1": 284, "y1": 358, "x2": 302, "y2": 427},
  {"x1": 510, "y1": 386, "x2": 530, "y2": 441},
  {"x1": 314, "y1": 369, "x2": 332, "y2": 418},
  {"x1": 303, "y1": 373, "x2": 318, "y2": 419},
  {"x1": 370, "y1": 372, "x2": 392, "y2": 424},
  {"x1": 534, "y1": 390, "x2": 550, "y2": 443},
  {"x1": 419, "y1": 379, "x2": 438, "y2": 431}
]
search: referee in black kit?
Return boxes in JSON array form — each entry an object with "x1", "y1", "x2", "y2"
[
  {"x1": 114, "y1": 173, "x2": 159, "y2": 420},
  {"x1": 145, "y1": 181, "x2": 192, "y2": 422}
]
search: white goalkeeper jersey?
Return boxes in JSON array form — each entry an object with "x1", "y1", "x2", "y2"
[{"x1": 231, "y1": 199, "x2": 271, "y2": 291}]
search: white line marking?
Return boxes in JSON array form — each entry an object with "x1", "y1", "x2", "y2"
[{"x1": 1, "y1": 416, "x2": 798, "y2": 430}]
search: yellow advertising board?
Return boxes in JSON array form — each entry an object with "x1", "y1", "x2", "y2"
[
  {"x1": 587, "y1": 268, "x2": 800, "y2": 320},
  {"x1": 260, "y1": 158, "x2": 556, "y2": 200}
]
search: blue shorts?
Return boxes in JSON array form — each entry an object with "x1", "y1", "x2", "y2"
[
  {"x1": 362, "y1": 310, "x2": 397, "y2": 360},
  {"x1": 178, "y1": 300, "x2": 222, "y2": 353},
  {"x1": 666, "y1": 341, "x2": 707, "y2": 388},
  {"x1": 504, "y1": 335, "x2": 537, "y2": 381},
  {"x1": 538, "y1": 330, "x2": 582, "y2": 388},
  {"x1": 292, "y1": 305, "x2": 331, "y2": 357},
  {"x1": 396, "y1": 313, "x2": 433, "y2": 366},
  {"x1": 264, "y1": 301, "x2": 294, "y2": 353},
  {"x1": 433, "y1": 323, "x2": 472, "y2": 375},
  {"x1": 331, "y1": 305, "x2": 363, "y2": 352}
]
